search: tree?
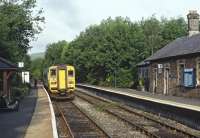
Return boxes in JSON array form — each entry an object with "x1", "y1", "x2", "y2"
[
  {"x1": 44, "y1": 40, "x2": 68, "y2": 68},
  {"x1": 30, "y1": 58, "x2": 43, "y2": 80},
  {"x1": 0, "y1": 0, "x2": 44, "y2": 63},
  {"x1": 46, "y1": 16, "x2": 187, "y2": 88},
  {"x1": 141, "y1": 16, "x2": 163, "y2": 55},
  {"x1": 161, "y1": 17, "x2": 187, "y2": 45},
  {"x1": 62, "y1": 17, "x2": 146, "y2": 87}
]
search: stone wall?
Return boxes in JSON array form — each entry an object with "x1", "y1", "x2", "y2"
[{"x1": 149, "y1": 56, "x2": 200, "y2": 96}]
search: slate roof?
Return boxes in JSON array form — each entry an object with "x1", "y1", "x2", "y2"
[
  {"x1": 0, "y1": 57, "x2": 17, "y2": 70},
  {"x1": 146, "y1": 33, "x2": 200, "y2": 61},
  {"x1": 137, "y1": 60, "x2": 150, "y2": 67}
]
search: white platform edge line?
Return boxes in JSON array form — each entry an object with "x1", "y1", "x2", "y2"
[
  {"x1": 43, "y1": 86, "x2": 58, "y2": 138},
  {"x1": 79, "y1": 84, "x2": 200, "y2": 112}
]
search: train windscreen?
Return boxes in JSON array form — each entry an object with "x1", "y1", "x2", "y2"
[
  {"x1": 68, "y1": 70, "x2": 74, "y2": 77},
  {"x1": 50, "y1": 69, "x2": 56, "y2": 77}
]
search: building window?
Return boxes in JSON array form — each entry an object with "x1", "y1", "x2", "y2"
[
  {"x1": 177, "y1": 60, "x2": 185, "y2": 86},
  {"x1": 68, "y1": 70, "x2": 74, "y2": 77},
  {"x1": 196, "y1": 58, "x2": 200, "y2": 85}
]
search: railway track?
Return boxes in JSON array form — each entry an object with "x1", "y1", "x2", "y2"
[
  {"x1": 75, "y1": 89, "x2": 199, "y2": 138},
  {"x1": 54, "y1": 101, "x2": 109, "y2": 138}
]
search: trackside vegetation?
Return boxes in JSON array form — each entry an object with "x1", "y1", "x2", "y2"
[{"x1": 34, "y1": 16, "x2": 188, "y2": 88}]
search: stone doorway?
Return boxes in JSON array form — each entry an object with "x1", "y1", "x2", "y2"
[
  {"x1": 164, "y1": 68, "x2": 169, "y2": 95},
  {"x1": 153, "y1": 68, "x2": 157, "y2": 93}
]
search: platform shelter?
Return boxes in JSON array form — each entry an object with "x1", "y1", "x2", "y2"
[{"x1": 0, "y1": 57, "x2": 18, "y2": 99}]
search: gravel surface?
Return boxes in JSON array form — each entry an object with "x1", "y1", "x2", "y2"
[
  {"x1": 78, "y1": 88, "x2": 200, "y2": 137},
  {"x1": 73, "y1": 97, "x2": 148, "y2": 138}
]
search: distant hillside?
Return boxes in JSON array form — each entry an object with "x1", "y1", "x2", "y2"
[{"x1": 30, "y1": 52, "x2": 45, "y2": 60}]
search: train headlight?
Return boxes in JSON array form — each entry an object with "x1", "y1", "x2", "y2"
[{"x1": 51, "y1": 82, "x2": 57, "y2": 85}]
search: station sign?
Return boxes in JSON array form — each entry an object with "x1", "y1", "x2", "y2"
[
  {"x1": 22, "y1": 71, "x2": 30, "y2": 83},
  {"x1": 18, "y1": 62, "x2": 24, "y2": 68},
  {"x1": 158, "y1": 64, "x2": 163, "y2": 69},
  {"x1": 184, "y1": 68, "x2": 195, "y2": 87}
]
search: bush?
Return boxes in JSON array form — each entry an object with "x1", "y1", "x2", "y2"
[
  {"x1": 139, "y1": 78, "x2": 145, "y2": 86},
  {"x1": 12, "y1": 84, "x2": 30, "y2": 99}
]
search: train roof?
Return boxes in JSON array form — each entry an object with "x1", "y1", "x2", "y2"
[{"x1": 49, "y1": 65, "x2": 74, "y2": 69}]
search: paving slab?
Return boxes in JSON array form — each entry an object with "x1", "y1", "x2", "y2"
[
  {"x1": 24, "y1": 87, "x2": 54, "y2": 138},
  {"x1": 0, "y1": 89, "x2": 37, "y2": 138}
]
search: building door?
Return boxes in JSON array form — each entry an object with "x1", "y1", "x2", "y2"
[
  {"x1": 164, "y1": 68, "x2": 169, "y2": 95},
  {"x1": 153, "y1": 68, "x2": 157, "y2": 93}
]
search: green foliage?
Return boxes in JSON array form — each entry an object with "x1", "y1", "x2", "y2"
[
  {"x1": 10, "y1": 74, "x2": 30, "y2": 99},
  {"x1": 139, "y1": 78, "x2": 145, "y2": 86},
  {"x1": 0, "y1": 0, "x2": 44, "y2": 63},
  {"x1": 43, "y1": 16, "x2": 187, "y2": 88},
  {"x1": 44, "y1": 40, "x2": 68, "y2": 68},
  {"x1": 161, "y1": 17, "x2": 187, "y2": 44},
  {"x1": 30, "y1": 58, "x2": 43, "y2": 80},
  {"x1": 12, "y1": 84, "x2": 30, "y2": 99}
]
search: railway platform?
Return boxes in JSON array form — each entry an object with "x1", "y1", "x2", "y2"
[
  {"x1": 77, "y1": 84, "x2": 200, "y2": 111},
  {"x1": 0, "y1": 85, "x2": 57, "y2": 138},
  {"x1": 24, "y1": 85, "x2": 57, "y2": 138}
]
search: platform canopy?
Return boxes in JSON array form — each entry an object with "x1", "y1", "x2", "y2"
[
  {"x1": 0, "y1": 57, "x2": 18, "y2": 100},
  {"x1": 0, "y1": 57, "x2": 18, "y2": 70}
]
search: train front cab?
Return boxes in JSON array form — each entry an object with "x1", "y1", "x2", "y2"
[
  {"x1": 48, "y1": 65, "x2": 75, "y2": 95},
  {"x1": 66, "y1": 66, "x2": 75, "y2": 93}
]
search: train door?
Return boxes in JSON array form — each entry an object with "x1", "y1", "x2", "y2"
[{"x1": 58, "y1": 69, "x2": 66, "y2": 90}]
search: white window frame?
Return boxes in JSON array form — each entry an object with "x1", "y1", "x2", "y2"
[{"x1": 177, "y1": 60, "x2": 185, "y2": 85}]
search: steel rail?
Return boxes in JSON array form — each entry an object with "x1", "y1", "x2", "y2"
[
  {"x1": 75, "y1": 91, "x2": 160, "y2": 138},
  {"x1": 76, "y1": 90, "x2": 199, "y2": 138},
  {"x1": 71, "y1": 101, "x2": 111, "y2": 138},
  {"x1": 55, "y1": 102, "x2": 74, "y2": 138},
  {"x1": 55, "y1": 101, "x2": 110, "y2": 138}
]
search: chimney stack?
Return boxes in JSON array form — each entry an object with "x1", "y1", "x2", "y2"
[{"x1": 187, "y1": 10, "x2": 199, "y2": 36}]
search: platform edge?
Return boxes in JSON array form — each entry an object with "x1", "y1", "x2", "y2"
[{"x1": 43, "y1": 86, "x2": 58, "y2": 138}]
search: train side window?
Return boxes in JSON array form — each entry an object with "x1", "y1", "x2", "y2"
[
  {"x1": 50, "y1": 69, "x2": 56, "y2": 76},
  {"x1": 68, "y1": 70, "x2": 74, "y2": 77}
]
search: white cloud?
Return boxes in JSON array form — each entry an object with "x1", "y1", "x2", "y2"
[{"x1": 29, "y1": 0, "x2": 200, "y2": 53}]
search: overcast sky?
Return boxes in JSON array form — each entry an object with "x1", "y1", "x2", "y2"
[{"x1": 29, "y1": 0, "x2": 200, "y2": 54}]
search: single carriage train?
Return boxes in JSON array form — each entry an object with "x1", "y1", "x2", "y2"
[{"x1": 43, "y1": 64, "x2": 75, "y2": 100}]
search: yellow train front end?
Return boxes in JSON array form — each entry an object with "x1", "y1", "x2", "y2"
[{"x1": 48, "y1": 65, "x2": 75, "y2": 100}]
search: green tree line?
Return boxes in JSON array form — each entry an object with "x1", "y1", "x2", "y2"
[{"x1": 39, "y1": 16, "x2": 187, "y2": 87}]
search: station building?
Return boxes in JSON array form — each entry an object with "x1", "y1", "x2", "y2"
[{"x1": 138, "y1": 11, "x2": 200, "y2": 96}]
